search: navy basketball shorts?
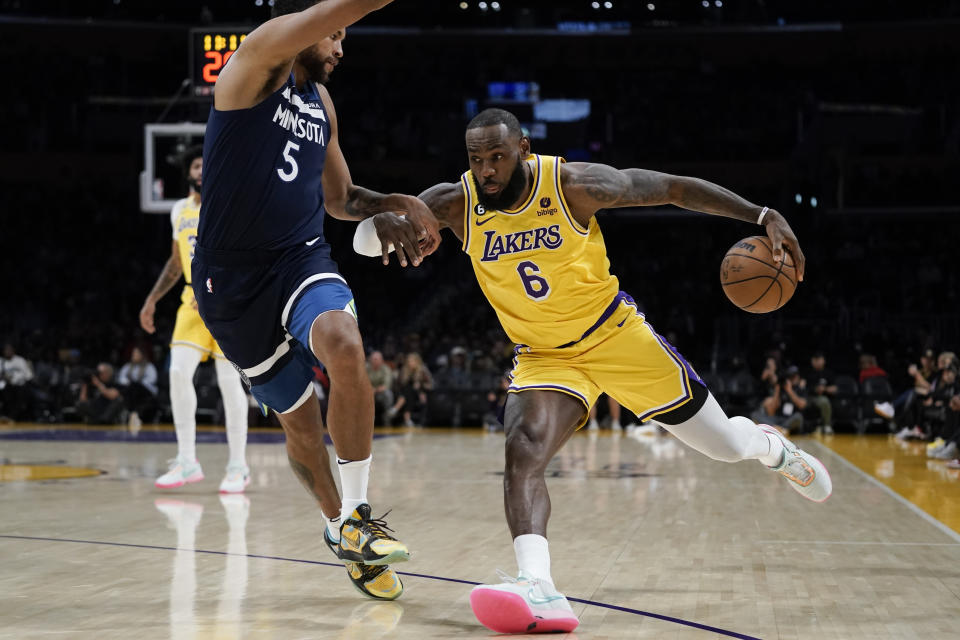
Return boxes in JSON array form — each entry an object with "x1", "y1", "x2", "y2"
[{"x1": 192, "y1": 245, "x2": 357, "y2": 414}]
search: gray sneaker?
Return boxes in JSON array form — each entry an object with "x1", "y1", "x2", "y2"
[
  {"x1": 760, "y1": 426, "x2": 833, "y2": 502},
  {"x1": 934, "y1": 441, "x2": 958, "y2": 460}
]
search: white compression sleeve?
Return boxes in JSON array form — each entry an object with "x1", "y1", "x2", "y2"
[
  {"x1": 214, "y1": 358, "x2": 249, "y2": 466},
  {"x1": 169, "y1": 346, "x2": 203, "y2": 461},
  {"x1": 655, "y1": 392, "x2": 778, "y2": 464}
]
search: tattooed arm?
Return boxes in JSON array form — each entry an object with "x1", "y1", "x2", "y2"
[
  {"x1": 561, "y1": 162, "x2": 805, "y2": 279},
  {"x1": 139, "y1": 240, "x2": 183, "y2": 334}
]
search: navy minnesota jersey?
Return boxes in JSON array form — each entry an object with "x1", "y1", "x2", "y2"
[{"x1": 199, "y1": 74, "x2": 333, "y2": 252}]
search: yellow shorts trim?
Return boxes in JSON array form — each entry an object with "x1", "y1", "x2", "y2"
[
  {"x1": 507, "y1": 300, "x2": 697, "y2": 425},
  {"x1": 170, "y1": 303, "x2": 224, "y2": 361}
]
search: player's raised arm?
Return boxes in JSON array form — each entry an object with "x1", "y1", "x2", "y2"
[
  {"x1": 215, "y1": 0, "x2": 393, "y2": 110},
  {"x1": 561, "y1": 162, "x2": 805, "y2": 280}
]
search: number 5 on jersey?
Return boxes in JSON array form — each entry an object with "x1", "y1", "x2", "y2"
[
  {"x1": 277, "y1": 140, "x2": 300, "y2": 182},
  {"x1": 517, "y1": 260, "x2": 550, "y2": 300}
]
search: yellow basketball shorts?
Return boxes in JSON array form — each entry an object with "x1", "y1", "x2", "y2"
[
  {"x1": 171, "y1": 289, "x2": 224, "y2": 360},
  {"x1": 507, "y1": 291, "x2": 705, "y2": 426}
]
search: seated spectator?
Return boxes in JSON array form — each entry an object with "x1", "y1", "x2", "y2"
[
  {"x1": 0, "y1": 342, "x2": 34, "y2": 421},
  {"x1": 388, "y1": 352, "x2": 433, "y2": 427},
  {"x1": 805, "y1": 351, "x2": 837, "y2": 434},
  {"x1": 76, "y1": 363, "x2": 124, "y2": 425},
  {"x1": 899, "y1": 353, "x2": 958, "y2": 440},
  {"x1": 943, "y1": 394, "x2": 960, "y2": 469},
  {"x1": 885, "y1": 348, "x2": 938, "y2": 427},
  {"x1": 923, "y1": 363, "x2": 960, "y2": 457},
  {"x1": 435, "y1": 346, "x2": 471, "y2": 389},
  {"x1": 117, "y1": 347, "x2": 158, "y2": 427},
  {"x1": 366, "y1": 350, "x2": 394, "y2": 426},
  {"x1": 858, "y1": 354, "x2": 888, "y2": 384},
  {"x1": 752, "y1": 364, "x2": 806, "y2": 434}
]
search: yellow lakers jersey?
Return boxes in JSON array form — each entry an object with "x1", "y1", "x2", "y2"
[
  {"x1": 170, "y1": 196, "x2": 200, "y2": 305},
  {"x1": 461, "y1": 154, "x2": 620, "y2": 349}
]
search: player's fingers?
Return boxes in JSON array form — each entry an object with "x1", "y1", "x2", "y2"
[
  {"x1": 380, "y1": 237, "x2": 391, "y2": 266},
  {"x1": 402, "y1": 223, "x2": 423, "y2": 265},
  {"x1": 394, "y1": 239, "x2": 410, "y2": 267},
  {"x1": 769, "y1": 229, "x2": 784, "y2": 264},
  {"x1": 791, "y1": 239, "x2": 806, "y2": 282}
]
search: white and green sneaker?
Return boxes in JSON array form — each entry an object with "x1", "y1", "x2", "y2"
[
  {"x1": 760, "y1": 425, "x2": 832, "y2": 502},
  {"x1": 218, "y1": 462, "x2": 250, "y2": 494},
  {"x1": 155, "y1": 456, "x2": 204, "y2": 489}
]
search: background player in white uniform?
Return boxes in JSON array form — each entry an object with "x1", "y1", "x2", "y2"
[{"x1": 140, "y1": 147, "x2": 250, "y2": 494}]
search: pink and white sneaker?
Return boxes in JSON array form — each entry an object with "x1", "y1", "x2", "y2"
[
  {"x1": 470, "y1": 572, "x2": 579, "y2": 634},
  {"x1": 155, "y1": 456, "x2": 204, "y2": 489}
]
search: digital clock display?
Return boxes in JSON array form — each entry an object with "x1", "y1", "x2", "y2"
[{"x1": 190, "y1": 29, "x2": 249, "y2": 97}]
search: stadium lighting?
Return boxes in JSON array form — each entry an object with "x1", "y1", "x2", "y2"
[
  {"x1": 591, "y1": 1, "x2": 600, "y2": 8},
  {"x1": 491, "y1": 1, "x2": 500, "y2": 10},
  {"x1": 254, "y1": 0, "x2": 262, "y2": 6},
  {"x1": 795, "y1": 193, "x2": 803, "y2": 204},
  {"x1": 810, "y1": 197, "x2": 819, "y2": 208},
  {"x1": 604, "y1": 1, "x2": 613, "y2": 8},
  {"x1": 647, "y1": 3, "x2": 655, "y2": 10},
  {"x1": 459, "y1": 1, "x2": 468, "y2": 8},
  {"x1": 715, "y1": 0, "x2": 723, "y2": 6},
  {"x1": 478, "y1": 1, "x2": 488, "y2": 9},
  {"x1": 702, "y1": 1, "x2": 709, "y2": 7}
]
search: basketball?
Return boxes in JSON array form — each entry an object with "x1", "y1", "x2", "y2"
[{"x1": 720, "y1": 235, "x2": 798, "y2": 313}]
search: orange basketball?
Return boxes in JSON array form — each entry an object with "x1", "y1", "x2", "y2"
[{"x1": 720, "y1": 236, "x2": 798, "y2": 313}]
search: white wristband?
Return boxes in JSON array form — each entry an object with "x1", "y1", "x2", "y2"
[
  {"x1": 757, "y1": 206, "x2": 769, "y2": 225},
  {"x1": 353, "y1": 215, "x2": 402, "y2": 257}
]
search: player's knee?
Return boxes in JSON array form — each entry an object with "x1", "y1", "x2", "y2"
[
  {"x1": 168, "y1": 363, "x2": 190, "y2": 390},
  {"x1": 505, "y1": 424, "x2": 549, "y2": 473},
  {"x1": 313, "y1": 324, "x2": 364, "y2": 368}
]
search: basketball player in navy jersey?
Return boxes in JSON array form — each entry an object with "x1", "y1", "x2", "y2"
[{"x1": 194, "y1": 0, "x2": 439, "y2": 600}]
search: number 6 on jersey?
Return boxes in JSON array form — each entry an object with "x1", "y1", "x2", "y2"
[
  {"x1": 517, "y1": 260, "x2": 550, "y2": 300},
  {"x1": 277, "y1": 140, "x2": 300, "y2": 182}
]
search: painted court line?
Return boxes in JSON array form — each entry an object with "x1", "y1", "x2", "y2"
[
  {"x1": 810, "y1": 441, "x2": 960, "y2": 544},
  {"x1": 756, "y1": 540, "x2": 960, "y2": 547},
  {"x1": 0, "y1": 534, "x2": 761, "y2": 640}
]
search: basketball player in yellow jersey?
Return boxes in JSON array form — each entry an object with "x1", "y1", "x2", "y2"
[
  {"x1": 139, "y1": 146, "x2": 251, "y2": 494},
  {"x1": 361, "y1": 108, "x2": 832, "y2": 634}
]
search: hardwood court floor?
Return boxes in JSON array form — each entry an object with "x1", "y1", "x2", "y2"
[{"x1": 2, "y1": 427, "x2": 960, "y2": 639}]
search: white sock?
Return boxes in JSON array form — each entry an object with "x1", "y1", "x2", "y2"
[
  {"x1": 169, "y1": 347, "x2": 203, "y2": 462},
  {"x1": 337, "y1": 455, "x2": 371, "y2": 521},
  {"x1": 514, "y1": 534, "x2": 554, "y2": 586},
  {"x1": 215, "y1": 358, "x2": 249, "y2": 467},
  {"x1": 325, "y1": 515, "x2": 341, "y2": 541}
]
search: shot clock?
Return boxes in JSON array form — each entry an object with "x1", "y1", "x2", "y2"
[{"x1": 189, "y1": 28, "x2": 248, "y2": 97}]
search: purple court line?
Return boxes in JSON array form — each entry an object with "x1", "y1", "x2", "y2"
[{"x1": 0, "y1": 534, "x2": 762, "y2": 639}]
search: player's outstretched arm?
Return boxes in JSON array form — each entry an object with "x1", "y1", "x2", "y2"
[
  {"x1": 562, "y1": 162, "x2": 805, "y2": 280},
  {"x1": 140, "y1": 241, "x2": 183, "y2": 334},
  {"x1": 215, "y1": 0, "x2": 393, "y2": 110},
  {"x1": 353, "y1": 182, "x2": 464, "y2": 265}
]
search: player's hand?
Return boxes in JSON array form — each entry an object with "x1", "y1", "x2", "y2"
[
  {"x1": 372, "y1": 207, "x2": 436, "y2": 267},
  {"x1": 139, "y1": 300, "x2": 156, "y2": 334},
  {"x1": 762, "y1": 209, "x2": 805, "y2": 282},
  {"x1": 401, "y1": 195, "x2": 442, "y2": 258}
]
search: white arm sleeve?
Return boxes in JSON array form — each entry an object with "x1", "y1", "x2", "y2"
[{"x1": 353, "y1": 216, "x2": 397, "y2": 257}]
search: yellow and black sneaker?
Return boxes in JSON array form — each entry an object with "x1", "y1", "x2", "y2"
[
  {"x1": 324, "y1": 528, "x2": 404, "y2": 600},
  {"x1": 339, "y1": 504, "x2": 410, "y2": 566}
]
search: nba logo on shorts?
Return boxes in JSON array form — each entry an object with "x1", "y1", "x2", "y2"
[{"x1": 206, "y1": 277, "x2": 213, "y2": 293}]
